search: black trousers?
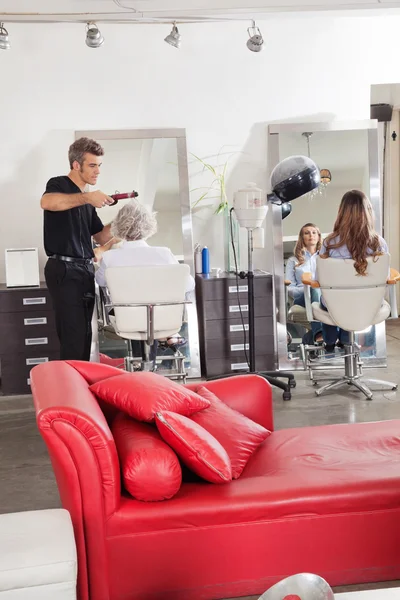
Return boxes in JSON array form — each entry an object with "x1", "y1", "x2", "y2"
[{"x1": 45, "y1": 258, "x2": 95, "y2": 361}]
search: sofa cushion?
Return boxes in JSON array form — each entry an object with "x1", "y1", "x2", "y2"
[
  {"x1": 107, "y1": 420, "x2": 400, "y2": 536},
  {"x1": 89, "y1": 372, "x2": 210, "y2": 422},
  {"x1": 191, "y1": 386, "x2": 271, "y2": 479},
  {"x1": 112, "y1": 413, "x2": 182, "y2": 502},
  {"x1": 155, "y1": 411, "x2": 232, "y2": 484}
]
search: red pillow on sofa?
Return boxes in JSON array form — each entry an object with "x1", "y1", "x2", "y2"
[
  {"x1": 89, "y1": 372, "x2": 210, "y2": 422},
  {"x1": 112, "y1": 413, "x2": 182, "y2": 501},
  {"x1": 191, "y1": 386, "x2": 271, "y2": 479},
  {"x1": 155, "y1": 411, "x2": 232, "y2": 484}
]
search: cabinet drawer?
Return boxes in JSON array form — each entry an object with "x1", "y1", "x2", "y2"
[
  {"x1": 197, "y1": 276, "x2": 272, "y2": 301},
  {"x1": 0, "y1": 310, "x2": 56, "y2": 334},
  {"x1": 0, "y1": 327, "x2": 59, "y2": 354},
  {"x1": 201, "y1": 354, "x2": 275, "y2": 378},
  {"x1": 203, "y1": 335, "x2": 274, "y2": 360},
  {"x1": 1, "y1": 351, "x2": 60, "y2": 395},
  {"x1": 204, "y1": 317, "x2": 273, "y2": 341},
  {"x1": 203, "y1": 297, "x2": 273, "y2": 321},
  {"x1": 0, "y1": 289, "x2": 52, "y2": 313}
]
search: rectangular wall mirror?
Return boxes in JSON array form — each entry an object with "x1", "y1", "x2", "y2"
[
  {"x1": 268, "y1": 120, "x2": 386, "y2": 371},
  {"x1": 75, "y1": 128, "x2": 200, "y2": 378}
]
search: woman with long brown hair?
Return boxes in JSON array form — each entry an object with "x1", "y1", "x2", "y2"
[
  {"x1": 285, "y1": 222, "x2": 323, "y2": 343},
  {"x1": 319, "y1": 189, "x2": 388, "y2": 353}
]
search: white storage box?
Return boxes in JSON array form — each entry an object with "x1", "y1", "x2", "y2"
[{"x1": 5, "y1": 248, "x2": 40, "y2": 288}]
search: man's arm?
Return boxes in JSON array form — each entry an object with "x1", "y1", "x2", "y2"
[
  {"x1": 93, "y1": 223, "x2": 116, "y2": 246},
  {"x1": 41, "y1": 190, "x2": 114, "y2": 211}
]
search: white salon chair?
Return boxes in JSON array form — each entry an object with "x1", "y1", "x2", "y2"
[
  {"x1": 103, "y1": 264, "x2": 190, "y2": 382},
  {"x1": 302, "y1": 254, "x2": 400, "y2": 400}
]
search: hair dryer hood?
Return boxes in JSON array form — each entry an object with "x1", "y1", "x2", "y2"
[
  {"x1": 271, "y1": 155, "x2": 320, "y2": 202},
  {"x1": 233, "y1": 182, "x2": 268, "y2": 229}
]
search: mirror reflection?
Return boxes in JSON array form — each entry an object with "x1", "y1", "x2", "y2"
[
  {"x1": 85, "y1": 135, "x2": 196, "y2": 375},
  {"x1": 278, "y1": 128, "x2": 379, "y2": 362}
]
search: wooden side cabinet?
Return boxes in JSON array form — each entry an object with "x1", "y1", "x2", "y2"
[
  {"x1": 195, "y1": 273, "x2": 276, "y2": 378},
  {"x1": 0, "y1": 283, "x2": 59, "y2": 395}
]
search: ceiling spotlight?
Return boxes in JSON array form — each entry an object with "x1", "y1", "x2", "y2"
[
  {"x1": 85, "y1": 22, "x2": 105, "y2": 48},
  {"x1": 0, "y1": 23, "x2": 10, "y2": 50},
  {"x1": 247, "y1": 20, "x2": 264, "y2": 53},
  {"x1": 164, "y1": 23, "x2": 181, "y2": 48}
]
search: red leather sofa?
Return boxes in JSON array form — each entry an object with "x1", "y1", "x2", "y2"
[{"x1": 31, "y1": 360, "x2": 400, "y2": 600}]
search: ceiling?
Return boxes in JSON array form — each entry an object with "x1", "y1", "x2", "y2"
[{"x1": 1, "y1": 0, "x2": 400, "y2": 23}]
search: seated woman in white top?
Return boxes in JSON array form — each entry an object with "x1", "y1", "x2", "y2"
[
  {"x1": 285, "y1": 222, "x2": 323, "y2": 344},
  {"x1": 95, "y1": 200, "x2": 195, "y2": 294},
  {"x1": 318, "y1": 189, "x2": 388, "y2": 353},
  {"x1": 95, "y1": 200, "x2": 195, "y2": 356}
]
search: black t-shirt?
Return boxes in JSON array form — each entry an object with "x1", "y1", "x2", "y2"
[{"x1": 43, "y1": 176, "x2": 103, "y2": 258}]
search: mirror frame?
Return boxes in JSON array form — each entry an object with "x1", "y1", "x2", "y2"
[
  {"x1": 75, "y1": 127, "x2": 200, "y2": 378},
  {"x1": 267, "y1": 119, "x2": 387, "y2": 371}
]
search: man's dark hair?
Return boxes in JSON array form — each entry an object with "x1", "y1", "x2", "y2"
[{"x1": 68, "y1": 137, "x2": 104, "y2": 169}]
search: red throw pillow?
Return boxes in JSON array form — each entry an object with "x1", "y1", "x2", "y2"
[
  {"x1": 89, "y1": 372, "x2": 210, "y2": 422},
  {"x1": 191, "y1": 387, "x2": 271, "y2": 479},
  {"x1": 155, "y1": 411, "x2": 232, "y2": 484},
  {"x1": 112, "y1": 413, "x2": 182, "y2": 501}
]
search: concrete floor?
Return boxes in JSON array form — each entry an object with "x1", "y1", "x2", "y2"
[{"x1": 2, "y1": 320, "x2": 400, "y2": 598}]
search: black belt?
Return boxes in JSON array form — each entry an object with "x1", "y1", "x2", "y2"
[{"x1": 49, "y1": 254, "x2": 93, "y2": 265}]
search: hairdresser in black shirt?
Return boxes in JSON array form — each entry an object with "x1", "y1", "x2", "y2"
[{"x1": 41, "y1": 137, "x2": 115, "y2": 361}]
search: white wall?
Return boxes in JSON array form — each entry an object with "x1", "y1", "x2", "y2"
[{"x1": 1, "y1": 14, "x2": 400, "y2": 280}]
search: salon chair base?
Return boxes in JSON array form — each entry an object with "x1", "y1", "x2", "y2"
[
  {"x1": 311, "y1": 335, "x2": 398, "y2": 400},
  {"x1": 124, "y1": 346, "x2": 187, "y2": 384}
]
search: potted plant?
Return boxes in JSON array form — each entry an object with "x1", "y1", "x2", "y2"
[{"x1": 190, "y1": 152, "x2": 240, "y2": 272}]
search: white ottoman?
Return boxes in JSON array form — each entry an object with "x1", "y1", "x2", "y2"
[{"x1": 0, "y1": 509, "x2": 77, "y2": 599}]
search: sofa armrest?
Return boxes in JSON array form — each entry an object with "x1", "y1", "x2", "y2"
[
  {"x1": 185, "y1": 374, "x2": 274, "y2": 432},
  {"x1": 31, "y1": 361, "x2": 121, "y2": 600}
]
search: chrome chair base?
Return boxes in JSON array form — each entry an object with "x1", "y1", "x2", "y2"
[
  {"x1": 315, "y1": 374, "x2": 398, "y2": 400},
  {"x1": 304, "y1": 334, "x2": 397, "y2": 400},
  {"x1": 124, "y1": 343, "x2": 187, "y2": 383}
]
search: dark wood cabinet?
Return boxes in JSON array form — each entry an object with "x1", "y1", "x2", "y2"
[
  {"x1": 0, "y1": 283, "x2": 59, "y2": 395},
  {"x1": 195, "y1": 273, "x2": 276, "y2": 378}
]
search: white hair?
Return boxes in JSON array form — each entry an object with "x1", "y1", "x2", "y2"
[{"x1": 111, "y1": 200, "x2": 158, "y2": 241}]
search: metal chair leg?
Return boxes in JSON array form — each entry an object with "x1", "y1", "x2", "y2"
[
  {"x1": 315, "y1": 378, "x2": 348, "y2": 396},
  {"x1": 351, "y1": 378, "x2": 373, "y2": 400},
  {"x1": 362, "y1": 378, "x2": 398, "y2": 391}
]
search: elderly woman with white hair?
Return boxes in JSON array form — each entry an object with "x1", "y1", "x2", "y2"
[
  {"x1": 95, "y1": 200, "x2": 195, "y2": 359},
  {"x1": 95, "y1": 200, "x2": 195, "y2": 292}
]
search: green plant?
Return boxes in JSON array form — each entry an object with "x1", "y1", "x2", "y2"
[{"x1": 190, "y1": 153, "x2": 231, "y2": 215}]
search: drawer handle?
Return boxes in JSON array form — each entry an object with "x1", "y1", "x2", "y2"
[
  {"x1": 229, "y1": 305, "x2": 248, "y2": 313},
  {"x1": 24, "y1": 317, "x2": 47, "y2": 326},
  {"x1": 23, "y1": 297, "x2": 46, "y2": 305},
  {"x1": 230, "y1": 324, "x2": 249, "y2": 332},
  {"x1": 230, "y1": 362, "x2": 249, "y2": 371},
  {"x1": 27, "y1": 378, "x2": 31, "y2": 386},
  {"x1": 230, "y1": 343, "x2": 249, "y2": 351},
  {"x1": 26, "y1": 357, "x2": 49, "y2": 366},
  {"x1": 25, "y1": 337, "x2": 48, "y2": 346},
  {"x1": 229, "y1": 285, "x2": 248, "y2": 293}
]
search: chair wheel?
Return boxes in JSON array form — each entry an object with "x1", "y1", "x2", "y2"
[
  {"x1": 289, "y1": 379, "x2": 296, "y2": 388},
  {"x1": 283, "y1": 391, "x2": 291, "y2": 401}
]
